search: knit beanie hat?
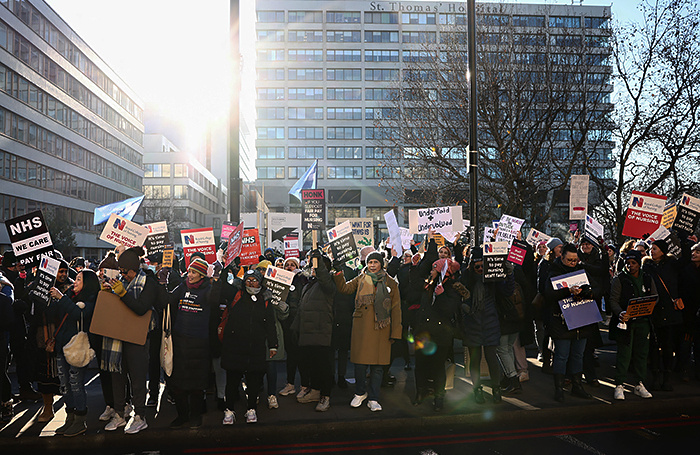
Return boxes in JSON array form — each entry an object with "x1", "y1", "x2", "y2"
[
  {"x1": 188, "y1": 257, "x2": 209, "y2": 277},
  {"x1": 284, "y1": 257, "x2": 300, "y2": 268},
  {"x1": 365, "y1": 251, "x2": 384, "y2": 268},
  {"x1": 57, "y1": 259, "x2": 69, "y2": 271},
  {"x1": 624, "y1": 249, "x2": 643, "y2": 264},
  {"x1": 99, "y1": 252, "x2": 119, "y2": 270},
  {"x1": 255, "y1": 260, "x2": 272, "y2": 271},
  {"x1": 118, "y1": 249, "x2": 141, "y2": 272},
  {"x1": 652, "y1": 239, "x2": 669, "y2": 255},
  {"x1": 1, "y1": 251, "x2": 17, "y2": 268},
  {"x1": 546, "y1": 237, "x2": 563, "y2": 251}
]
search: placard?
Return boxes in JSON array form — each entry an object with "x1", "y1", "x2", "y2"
[
  {"x1": 143, "y1": 221, "x2": 170, "y2": 255},
  {"x1": 483, "y1": 227, "x2": 497, "y2": 244},
  {"x1": 584, "y1": 215, "x2": 604, "y2": 244},
  {"x1": 336, "y1": 218, "x2": 374, "y2": 248},
  {"x1": 240, "y1": 229, "x2": 262, "y2": 266},
  {"x1": 220, "y1": 222, "x2": 235, "y2": 241},
  {"x1": 625, "y1": 295, "x2": 658, "y2": 319},
  {"x1": 661, "y1": 203, "x2": 677, "y2": 229},
  {"x1": 507, "y1": 240, "x2": 529, "y2": 266},
  {"x1": 89, "y1": 291, "x2": 152, "y2": 345},
  {"x1": 263, "y1": 265, "x2": 294, "y2": 305},
  {"x1": 622, "y1": 191, "x2": 668, "y2": 239},
  {"x1": 224, "y1": 222, "x2": 245, "y2": 268},
  {"x1": 4, "y1": 210, "x2": 55, "y2": 268},
  {"x1": 100, "y1": 214, "x2": 149, "y2": 249},
  {"x1": 495, "y1": 214, "x2": 525, "y2": 247},
  {"x1": 327, "y1": 221, "x2": 359, "y2": 263},
  {"x1": 550, "y1": 269, "x2": 590, "y2": 290},
  {"x1": 569, "y1": 175, "x2": 590, "y2": 220},
  {"x1": 284, "y1": 236, "x2": 300, "y2": 259},
  {"x1": 30, "y1": 255, "x2": 60, "y2": 306},
  {"x1": 409, "y1": 206, "x2": 464, "y2": 235},
  {"x1": 162, "y1": 246, "x2": 174, "y2": 268},
  {"x1": 645, "y1": 225, "x2": 682, "y2": 258},
  {"x1": 268, "y1": 212, "x2": 303, "y2": 255},
  {"x1": 383, "y1": 210, "x2": 403, "y2": 255},
  {"x1": 558, "y1": 297, "x2": 602, "y2": 330},
  {"x1": 302, "y1": 189, "x2": 326, "y2": 231},
  {"x1": 181, "y1": 227, "x2": 217, "y2": 267},
  {"x1": 483, "y1": 241, "x2": 508, "y2": 282},
  {"x1": 525, "y1": 228, "x2": 551, "y2": 247},
  {"x1": 673, "y1": 193, "x2": 700, "y2": 237}
]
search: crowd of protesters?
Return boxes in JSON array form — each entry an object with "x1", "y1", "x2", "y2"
[{"x1": 1, "y1": 223, "x2": 699, "y2": 435}]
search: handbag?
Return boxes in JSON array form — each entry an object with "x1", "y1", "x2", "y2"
[
  {"x1": 43, "y1": 313, "x2": 69, "y2": 353},
  {"x1": 63, "y1": 310, "x2": 95, "y2": 367},
  {"x1": 161, "y1": 304, "x2": 173, "y2": 376}
]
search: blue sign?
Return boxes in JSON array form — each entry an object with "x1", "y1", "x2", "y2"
[{"x1": 558, "y1": 297, "x2": 602, "y2": 330}]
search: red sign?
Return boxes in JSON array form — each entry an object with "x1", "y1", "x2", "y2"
[
  {"x1": 181, "y1": 227, "x2": 217, "y2": 267},
  {"x1": 240, "y1": 229, "x2": 262, "y2": 266},
  {"x1": 507, "y1": 240, "x2": 528, "y2": 266},
  {"x1": 622, "y1": 191, "x2": 668, "y2": 239},
  {"x1": 220, "y1": 222, "x2": 235, "y2": 241},
  {"x1": 224, "y1": 222, "x2": 245, "y2": 267}
]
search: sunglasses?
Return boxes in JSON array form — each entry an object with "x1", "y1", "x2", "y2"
[{"x1": 474, "y1": 264, "x2": 483, "y2": 270}]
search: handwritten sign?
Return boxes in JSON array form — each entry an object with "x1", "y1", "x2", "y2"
[
  {"x1": 100, "y1": 214, "x2": 149, "y2": 249},
  {"x1": 336, "y1": 218, "x2": 374, "y2": 248},
  {"x1": 495, "y1": 214, "x2": 525, "y2": 247},
  {"x1": 622, "y1": 191, "x2": 667, "y2": 239},
  {"x1": 384, "y1": 210, "x2": 403, "y2": 255},
  {"x1": 4, "y1": 210, "x2": 55, "y2": 268},
  {"x1": 302, "y1": 189, "x2": 326, "y2": 231},
  {"x1": 525, "y1": 228, "x2": 551, "y2": 247},
  {"x1": 408, "y1": 206, "x2": 464, "y2": 235},
  {"x1": 569, "y1": 175, "x2": 589, "y2": 220}
]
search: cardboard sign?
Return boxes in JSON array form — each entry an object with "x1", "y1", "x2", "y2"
[
  {"x1": 30, "y1": 255, "x2": 60, "y2": 306},
  {"x1": 336, "y1": 218, "x2": 374, "y2": 248},
  {"x1": 284, "y1": 236, "x2": 300, "y2": 258},
  {"x1": 661, "y1": 203, "x2": 677, "y2": 229},
  {"x1": 483, "y1": 241, "x2": 508, "y2": 282},
  {"x1": 100, "y1": 213, "x2": 149, "y2": 249},
  {"x1": 220, "y1": 222, "x2": 235, "y2": 241},
  {"x1": 550, "y1": 269, "x2": 590, "y2": 290},
  {"x1": 384, "y1": 210, "x2": 403, "y2": 255},
  {"x1": 626, "y1": 295, "x2": 658, "y2": 319},
  {"x1": 673, "y1": 193, "x2": 700, "y2": 237},
  {"x1": 263, "y1": 265, "x2": 294, "y2": 305},
  {"x1": 143, "y1": 221, "x2": 170, "y2": 255},
  {"x1": 622, "y1": 191, "x2": 668, "y2": 239},
  {"x1": 302, "y1": 189, "x2": 326, "y2": 231},
  {"x1": 181, "y1": 227, "x2": 217, "y2": 267},
  {"x1": 558, "y1": 297, "x2": 602, "y2": 330},
  {"x1": 162, "y1": 247, "x2": 174, "y2": 268},
  {"x1": 327, "y1": 221, "x2": 359, "y2": 263},
  {"x1": 507, "y1": 240, "x2": 529, "y2": 266},
  {"x1": 495, "y1": 214, "x2": 525, "y2": 247},
  {"x1": 569, "y1": 175, "x2": 590, "y2": 220},
  {"x1": 4, "y1": 210, "x2": 55, "y2": 268},
  {"x1": 224, "y1": 222, "x2": 245, "y2": 268},
  {"x1": 240, "y1": 229, "x2": 262, "y2": 266},
  {"x1": 409, "y1": 206, "x2": 464, "y2": 235},
  {"x1": 584, "y1": 215, "x2": 604, "y2": 244},
  {"x1": 89, "y1": 290, "x2": 152, "y2": 345},
  {"x1": 525, "y1": 228, "x2": 551, "y2": 247}
]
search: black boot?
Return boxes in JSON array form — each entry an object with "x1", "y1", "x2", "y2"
[
  {"x1": 433, "y1": 396, "x2": 444, "y2": 412},
  {"x1": 337, "y1": 376, "x2": 348, "y2": 389},
  {"x1": 170, "y1": 395, "x2": 189, "y2": 429},
  {"x1": 571, "y1": 373, "x2": 593, "y2": 399},
  {"x1": 473, "y1": 386, "x2": 485, "y2": 404},
  {"x1": 55, "y1": 408, "x2": 75, "y2": 435},
  {"x1": 64, "y1": 410, "x2": 87, "y2": 437},
  {"x1": 492, "y1": 385, "x2": 502, "y2": 404},
  {"x1": 503, "y1": 375, "x2": 522, "y2": 395},
  {"x1": 662, "y1": 370, "x2": 674, "y2": 391},
  {"x1": 413, "y1": 388, "x2": 428, "y2": 406},
  {"x1": 541, "y1": 350, "x2": 553, "y2": 375},
  {"x1": 554, "y1": 374, "x2": 565, "y2": 402},
  {"x1": 649, "y1": 370, "x2": 662, "y2": 391}
]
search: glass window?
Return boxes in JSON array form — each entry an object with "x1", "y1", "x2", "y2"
[
  {"x1": 512, "y1": 15, "x2": 545, "y2": 27},
  {"x1": 326, "y1": 11, "x2": 361, "y2": 23},
  {"x1": 365, "y1": 50, "x2": 399, "y2": 62},
  {"x1": 257, "y1": 167, "x2": 285, "y2": 179},
  {"x1": 328, "y1": 147, "x2": 362, "y2": 159},
  {"x1": 256, "y1": 11, "x2": 285, "y2": 22},
  {"x1": 256, "y1": 127, "x2": 284, "y2": 139},
  {"x1": 288, "y1": 147, "x2": 323, "y2": 159},
  {"x1": 288, "y1": 127, "x2": 323, "y2": 140},
  {"x1": 364, "y1": 31, "x2": 399, "y2": 43},
  {"x1": 326, "y1": 49, "x2": 362, "y2": 62},
  {"x1": 585, "y1": 17, "x2": 609, "y2": 29},
  {"x1": 364, "y1": 12, "x2": 398, "y2": 24},
  {"x1": 288, "y1": 11, "x2": 323, "y2": 23},
  {"x1": 401, "y1": 13, "x2": 436, "y2": 25},
  {"x1": 365, "y1": 69, "x2": 398, "y2": 81},
  {"x1": 327, "y1": 108, "x2": 362, "y2": 120},
  {"x1": 257, "y1": 88, "x2": 284, "y2": 100},
  {"x1": 439, "y1": 13, "x2": 467, "y2": 25},
  {"x1": 257, "y1": 107, "x2": 285, "y2": 119},
  {"x1": 549, "y1": 16, "x2": 581, "y2": 28},
  {"x1": 326, "y1": 69, "x2": 362, "y2": 81},
  {"x1": 288, "y1": 30, "x2": 323, "y2": 42},
  {"x1": 257, "y1": 68, "x2": 285, "y2": 80},
  {"x1": 478, "y1": 14, "x2": 509, "y2": 26},
  {"x1": 326, "y1": 31, "x2": 361, "y2": 42},
  {"x1": 402, "y1": 31, "x2": 436, "y2": 43},
  {"x1": 289, "y1": 107, "x2": 323, "y2": 120},
  {"x1": 257, "y1": 30, "x2": 284, "y2": 42},
  {"x1": 256, "y1": 49, "x2": 285, "y2": 61},
  {"x1": 288, "y1": 69, "x2": 323, "y2": 81},
  {"x1": 327, "y1": 166, "x2": 362, "y2": 179},
  {"x1": 257, "y1": 147, "x2": 285, "y2": 159},
  {"x1": 288, "y1": 88, "x2": 323, "y2": 100},
  {"x1": 327, "y1": 127, "x2": 362, "y2": 140},
  {"x1": 161, "y1": 164, "x2": 171, "y2": 178},
  {"x1": 288, "y1": 49, "x2": 323, "y2": 61}
]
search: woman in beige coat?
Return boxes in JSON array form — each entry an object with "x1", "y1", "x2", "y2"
[{"x1": 333, "y1": 251, "x2": 402, "y2": 411}]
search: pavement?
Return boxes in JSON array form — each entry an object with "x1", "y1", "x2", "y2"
[{"x1": 3, "y1": 328, "x2": 700, "y2": 454}]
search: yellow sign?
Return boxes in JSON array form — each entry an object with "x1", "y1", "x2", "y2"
[
  {"x1": 661, "y1": 204, "x2": 677, "y2": 229},
  {"x1": 162, "y1": 247, "x2": 174, "y2": 269}
]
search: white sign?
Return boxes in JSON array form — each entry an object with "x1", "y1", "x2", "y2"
[
  {"x1": 484, "y1": 227, "x2": 497, "y2": 244},
  {"x1": 143, "y1": 221, "x2": 168, "y2": 235},
  {"x1": 327, "y1": 220, "x2": 353, "y2": 242},
  {"x1": 39, "y1": 255, "x2": 60, "y2": 276},
  {"x1": 525, "y1": 228, "x2": 551, "y2": 247},
  {"x1": 264, "y1": 265, "x2": 294, "y2": 287},
  {"x1": 680, "y1": 193, "x2": 700, "y2": 213},
  {"x1": 550, "y1": 269, "x2": 591, "y2": 290},
  {"x1": 495, "y1": 214, "x2": 525, "y2": 247},
  {"x1": 483, "y1": 241, "x2": 509, "y2": 256},
  {"x1": 268, "y1": 212, "x2": 302, "y2": 254},
  {"x1": 384, "y1": 210, "x2": 403, "y2": 255},
  {"x1": 584, "y1": 215, "x2": 604, "y2": 242},
  {"x1": 336, "y1": 217, "x2": 374, "y2": 248},
  {"x1": 408, "y1": 206, "x2": 464, "y2": 235},
  {"x1": 99, "y1": 214, "x2": 149, "y2": 248},
  {"x1": 569, "y1": 175, "x2": 590, "y2": 220}
]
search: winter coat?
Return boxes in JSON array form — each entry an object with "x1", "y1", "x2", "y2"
[
  {"x1": 609, "y1": 269, "x2": 657, "y2": 343},
  {"x1": 462, "y1": 270, "x2": 513, "y2": 347},
  {"x1": 414, "y1": 277, "x2": 468, "y2": 347},
  {"x1": 268, "y1": 300, "x2": 289, "y2": 361},
  {"x1": 642, "y1": 255, "x2": 684, "y2": 327},
  {"x1": 45, "y1": 291, "x2": 96, "y2": 351},
  {"x1": 281, "y1": 271, "x2": 308, "y2": 333},
  {"x1": 680, "y1": 262, "x2": 700, "y2": 328},
  {"x1": 292, "y1": 260, "x2": 336, "y2": 347},
  {"x1": 544, "y1": 258, "x2": 597, "y2": 340},
  {"x1": 332, "y1": 264, "x2": 358, "y2": 351},
  {"x1": 578, "y1": 247, "x2": 609, "y2": 303}
]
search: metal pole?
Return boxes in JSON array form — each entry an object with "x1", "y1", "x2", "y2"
[
  {"x1": 229, "y1": 0, "x2": 241, "y2": 224},
  {"x1": 467, "y1": 0, "x2": 479, "y2": 241}
]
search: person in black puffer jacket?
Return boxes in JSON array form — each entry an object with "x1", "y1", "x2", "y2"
[
  {"x1": 278, "y1": 257, "x2": 308, "y2": 397},
  {"x1": 679, "y1": 242, "x2": 700, "y2": 380}
]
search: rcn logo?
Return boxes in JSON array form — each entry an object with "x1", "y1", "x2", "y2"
[
  {"x1": 631, "y1": 197, "x2": 644, "y2": 208},
  {"x1": 682, "y1": 196, "x2": 691, "y2": 205},
  {"x1": 113, "y1": 219, "x2": 126, "y2": 230},
  {"x1": 184, "y1": 235, "x2": 196, "y2": 245},
  {"x1": 329, "y1": 230, "x2": 338, "y2": 240},
  {"x1": 40, "y1": 257, "x2": 48, "y2": 269},
  {"x1": 485, "y1": 244, "x2": 494, "y2": 253},
  {"x1": 266, "y1": 267, "x2": 277, "y2": 278}
]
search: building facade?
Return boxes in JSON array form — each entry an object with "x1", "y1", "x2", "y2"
[
  {"x1": 254, "y1": 0, "x2": 613, "y2": 233},
  {"x1": 0, "y1": 0, "x2": 144, "y2": 261}
]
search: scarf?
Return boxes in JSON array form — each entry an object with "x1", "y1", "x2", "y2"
[
  {"x1": 358, "y1": 271, "x2": 392, "y2": 330},
  {"x1": 101, "y1": 270, "x2": 148, "y2": 373}
]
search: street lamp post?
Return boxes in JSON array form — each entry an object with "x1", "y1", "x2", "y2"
[
  {"x1": 467, "y1": 0, "x2": 479, "y2": 242},
  {"x1": 229, "y1": 0, "x2": 241, "y2": 224}
]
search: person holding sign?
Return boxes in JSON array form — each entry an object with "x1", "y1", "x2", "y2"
[
  {"x1": 609, "y1": 250, "x2": 657, "y2": 400},
  {"x1": 679, "y1": 242, "x2": 700, "y2": 381}
]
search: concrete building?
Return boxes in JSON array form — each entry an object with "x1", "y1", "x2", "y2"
[
  {"x1": 254, "y1": 0, "x2": 614, "y2": 234},
  {"x1": 0, "y1": 0, "x2": 144, "y2": 261}
]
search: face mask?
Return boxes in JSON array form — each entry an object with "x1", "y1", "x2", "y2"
[
  {"x1": 246, "y1": 286, "x2": 261, "y2": 295},
  {"x1": 148, "y1": 265, "x2": 157, "y2": 274}
]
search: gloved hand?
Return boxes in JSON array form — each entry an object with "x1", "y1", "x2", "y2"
[
  {"x1": 309, "y1": 249, "x2": 323, "y2": 260},
  {"x1": 332, "y1": 257, "x2": 345, "y2": 271},
  {"x1": 504, "y1": 261, "x2": 514, "y2": 275},
  {"x1": 110, "y1": 279, "x2": 127, "y2": 297}
]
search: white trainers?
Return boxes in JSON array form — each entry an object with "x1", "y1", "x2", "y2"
[
  {"x1": 315, "y1": 396, "x2": 330, "y2": 412},
  {"x1": 634, "y1": 382, "x2": 653, "y2": 398},
  {"x1": 296, "y1": 387, "x2": 311, "y2": 401},
  {"x1": 223, "y1": 409, "x2": 235, "y2": 425},
  {"x1": 614, "y1": 385, "x2": 625, "y2": 400},
  {"x1": 124, "y1": 415, "x2": 148, "y2": 434},
  {"x1": 350, "y1": 393, "x2": 368, "y2": 408},
  {"x1": 367, "y1": 400, "x2": 382, "y2": 412},
  {"x1": 245, "y1": 409, "x2": 257, "y2": 424},
  {"x1": 297, "y1": 388, "x2": 320, "y2": 403},
  {"x1": 279, "y1": 383, "x2": 296, "y2": 396},
  {"x1": 99, "y1": 405, "x2": 116, "y2": 422},
  {"x1": 268, "y1": 395, "x2": 279, "y2": 409},
  {"x1": 104, "y1": 413, "x2": 126, "y2": 431}
]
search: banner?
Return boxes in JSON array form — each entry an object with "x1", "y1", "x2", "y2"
[
  {"x1": 30, "y1": 255, "x2": 59, "y2": 306},
  {"x1": 224, "y1": 222, "x2": 245, "y2": 268},
  {"x1": 569, "y1": 175, "x2": 590, "y2": 220},
  {"x1": 408, "y1": 206, "x2": 464, "y2": 235},
  {"x1": 673, "y1": 193, "x2": 700, "y2": 237},
  {"x1": 284, "y1": 236, "x2": 300, "y2": 258},
  {"x1": 93, "y1": 195, "x2": 144, "y2": 225},
  {"x1": 240, "y1": 229, "x2": 262, "y2": 266},
  {"x1": 622, "y1": 191, "x2": 667, "y2": 239},
  {"x1": 327, "y1": 221, "x2": 359, "y2": 263},
  {"x1": 181, "y1": 227, "x2": 217, "y2": 267},
  {"x1": 550, "y1": 269, "x2": 590, "y2": 290},
  {"x1": 525, "y1": 228, "x2": 551, "y2": 247},
  {"x1": 302, "y1": 189, "x2": 326, "y2": 231},
  {"x1": 625, "y1": 295, "x2": 658, "y2": 319},
  {"x1": 483, "y1": 241, "x2": 508, "y2": 282},
  {"x1": 507, "y1": 240, "x2": 529, "y2": 266},
  {"x1": 263, "y1": 265, "x2": 295, "y2": 305},
  {"x1": 495, "y1": 214, "x2": 525, "y2": 247},
  {"x1": 100, "y1": 213, "x2": 149, "y2": 249},
  {"x1": 583, "y1": 215, "x2": 604, "y2": 244},
  {"x1": 143, "y1": 221, "x2": 170, "y2": 255},
  {"x1": 558, "y1": 297, "x2": 602, "y2": 330},
  {"x1": 268, "y1": 213, "x2": 302, "y2": 255},
  {"x1": 4, "y1": 210, "x2": 55, "y2": 268},
  {"x1": 336, "y1": 218, "x2": 374, "y2": 248},
  {"x1": 383, "y1": 210, "x2": 403, "y2": 255}
]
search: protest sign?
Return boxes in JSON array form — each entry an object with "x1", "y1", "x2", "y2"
[
  {"x1": 240, "y1": 229, "x2": 262, "y2": 266},
  {"x1": 220, "y1": 222, "x2": 235, "y2": 241},
  {"x1": 584, "y1": 215, "x2": 604, "y2": 244},
  {"x1": 162, "y1": 246, "x2": 174, "y2": 268},
  {"x1": 181, "y1": 227, "x2": 217, "y2": 267},
  {"x1": 143, "y1": 221, "x2": 170, "y2": 255},
  {"x1": 90, "y1": 291, "x2": 152, "y2": 345},
  {"x1": 483, "y1": 241, "x2": 508, "y2": 282},
  {"x1": 263, "y1": 265, "x2": 295, "y2": 305},
  {"x1": 673, "y1": 193, "x2": 700, "y2": 237},
  {"x1": 507, "y1": 240, "x2": 529, "y2": 266},
  {"x1": 433, "y1": 233, "x2": 446, "y2": 247},
  {"x1": 646, "y1": 225, "x2": 682, "y2": 258},
  {"x1": 483, "y1": 227, "x2": 497, "y2": 244},
  {"x1": 336, "y1": 218, "x2": 374, "y2": 248},
  {"x1": 525, "y1": 228, "x2": 551, "y2": 247},
  {"x1": 569, "y1": 175, "x2": 590, "y2": 220},
  {"x1": 550, "y1": 269, "x2": 590, "y2": 290},
  {"x1": 302, "y1": 189, "x2": 326, "y2": 231},
  {"x1": 284, "y1": 236, "x2": 299, "y2": 258},
  {"x1": 495, "y1": 214, "x2": 525, "y2": 247},
  {"x1": 399, "y1": 228, "x2": 412, "y2": 250},
  {"x1": 625, "y1": 295, "x2": 658, "y2": 319},
  {"x1": 661, "y1": 203, "x2": 677, "y2": 229},
  {"x1": 99, "y1": 214, "x2": 149, "y2": 249},
  {"x1": 4, "y1": 210, "x2": 55, "y2": 268},
  {"x1": 268, "y1": 212, "x2": 302, "y2": 255},
  {"x1": 408, "y1": 206, "x2": 464, "y2": 235},
  {"x1": 384, "y1": 210, "x2": 403, "y2": 255},
  {"x1": 327, "y1": 221, "x2": 359, "y2": 263},
  {"x1": 622, "y1": 191, "x2": 667, "y2": 239},
  {"x1": 558, "y1": 297, "x2": 602, "y2": 330},
  {"x1": 30, "y1": 255, "x2": 60, "y2": 306},
  {"x1": 224, "y1": 222, "x2": 245, "y2": 268}
]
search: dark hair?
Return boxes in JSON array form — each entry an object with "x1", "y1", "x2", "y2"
[
  {"x1": 76, "y1": 269, "x2": 100, "y2": 300},
  {"x1": 561, "y1": 243, "x2": 579, "y2": 258}
]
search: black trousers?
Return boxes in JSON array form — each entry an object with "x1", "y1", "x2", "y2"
[
  {"x1": 299, "y1": 345, "x2": 333, "y2": 396},
  {"x1": 226, "y1": 369, "x2": 264, "y2": 411}
]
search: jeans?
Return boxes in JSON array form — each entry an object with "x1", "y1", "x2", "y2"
[
  {"x1": 496, "y1": 333, "x2": 519, "y2": 378},
  {"x1": 552, "y1": 338, "x2": 586, "y2": 375},
  {"x1": 56, "y1": 353, "x2": 87, "y2": 412},
  {"x1": 354, "y1": 364, "x2": 383, "y2": 401}
]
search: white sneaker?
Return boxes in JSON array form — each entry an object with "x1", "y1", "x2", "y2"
[
  {"x1": 634, "y1": 382, "x2": 653, "y2": 399},
  {"x1": 350, "y1": 393, "x2": 368, "y2": 408},
  {"x1": 367, "y1": 400, "x2": 382, "y2": 412},
  {"x1": 315, "y1": 396, "x2": 330, "y2": 412},
  {"x1": 99, "y1": 405, "x2": 115, "y2": 422},
  {"x1": 245, "y1": 409, "x2": 257, "y2": 424},
  {"x1": 124, "y1": 415, "x2": 148, "y2": 434},
  {"x1": 104, "y1": 413, "x2": 126, "y2": 431},
  {"x1": 614, "y1": 385, "x2": 625, "y2": 400},
  {"x1": 268, "y1": 395, "x2": 279, "y2": 409},
  {"x1": 223, "y1": 409, "x2": 235, "y2": 425},
  {"x1": 279, "y1": 383, "x2": 296, "y2": 396},
  {"x1": 296, "y1": 387, "x2": 311, "y2": 401}
]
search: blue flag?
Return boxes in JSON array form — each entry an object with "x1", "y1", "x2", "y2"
[
  {"x1": 93, "y1": 195, "x2": 144, "y2": 225},
  {"x1": 288, "y1": 160, "x2": 318, "y2": 202}
]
